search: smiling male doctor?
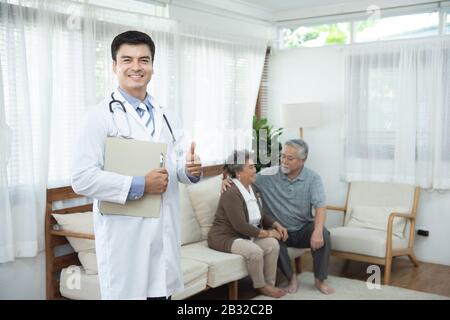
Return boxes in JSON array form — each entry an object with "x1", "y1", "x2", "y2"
[{"x1": 72, "y1": 30, "x2": 202, "y2": 300}]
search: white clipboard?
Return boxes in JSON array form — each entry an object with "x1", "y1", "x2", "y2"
[{"x1": 99, "y1": 137, "x2": 167, "y2": 218}]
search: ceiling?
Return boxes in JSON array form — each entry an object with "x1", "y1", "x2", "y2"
[
  {"x1": 236, "y1": 0, "x2": 349, "y2": 13},
  {"x1": 167, "y1": 0, "x2": 439, "y2": 24}
]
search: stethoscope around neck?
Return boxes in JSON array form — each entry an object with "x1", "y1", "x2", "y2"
[{"x1": 109, "y1": 92, "x2": 176, "y2": 143}]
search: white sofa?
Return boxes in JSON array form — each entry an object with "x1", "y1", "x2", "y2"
[{"x1": 54, "y1": 175, "x2": 307, "y2": 300}]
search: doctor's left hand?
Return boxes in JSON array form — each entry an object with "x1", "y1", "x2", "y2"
[{"x1": 186, "y1": 142, "x2": 202, "y2": 177}]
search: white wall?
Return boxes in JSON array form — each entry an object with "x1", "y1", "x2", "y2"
[{"x1": 268, "y1": 45, "x2": 450, "y2": 266}]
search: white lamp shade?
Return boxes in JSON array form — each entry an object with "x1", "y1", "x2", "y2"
[{"x1": 282, "y1": 103, "x2": 321, "y2": 128}]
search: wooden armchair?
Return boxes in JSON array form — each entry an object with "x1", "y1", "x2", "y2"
[{"x1": 327, "y1": 181, "x2": 420, "y2": 285}]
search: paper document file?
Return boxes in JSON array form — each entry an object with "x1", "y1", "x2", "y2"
[{"x1": 99, "y1": 137, "x2": 167, "y2": 218}]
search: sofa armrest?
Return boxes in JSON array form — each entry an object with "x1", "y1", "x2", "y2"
[{"x1": 50, "y1": 230, "x2": 95, "y2": 240}]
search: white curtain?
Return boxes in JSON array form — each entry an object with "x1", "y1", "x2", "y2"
[
  {"x1": 343, "y1": 38, "x2": 450, "y2": 189},
  {"x1": 0, "y1": 0, "x2": 54, "y2": 262},
  {"x1": 0, "y1": 54, "x2": 14, "y2": 262},
  {"x1": 176, "y1": 24, "x2": 267, "y2": 164},
  {"x1": 0, "y1": 0, "x2": 173, "y2": 263},
  {"x1": 0, "y1": 0, "x2": 267, "y2": 262}
]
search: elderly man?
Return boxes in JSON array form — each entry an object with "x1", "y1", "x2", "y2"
[
  {"x1": 256, "y1": 139, "x2": 333, "y2": 294},
  {"x1": 223, "y1": 139, "x2": 334, "y2": 295}
]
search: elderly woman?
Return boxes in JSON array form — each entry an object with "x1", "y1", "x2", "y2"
[{"x1": 207, "y1": 150, "x2": 288, "y2": 298}]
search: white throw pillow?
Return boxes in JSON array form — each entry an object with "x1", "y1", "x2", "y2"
[
  {"x1": 179, "y1": 184, "x2": 202, "y2": 245},
  {"x1": 78, "y1": 249, "x2": 98, "y2": 275},
  {"x1": 347, "y1": 205, "x2": 409, "y2": 238},
  {"x1": 186, "y1": 175, "x2": 222, "y2": 239},
  {"x1": 52, "y1": 212, "x2": 95, "y2": 252}
]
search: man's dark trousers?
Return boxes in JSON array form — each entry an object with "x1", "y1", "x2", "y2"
[{"x1": 278, "y1": 222, "x2": 331, "y2": 281}]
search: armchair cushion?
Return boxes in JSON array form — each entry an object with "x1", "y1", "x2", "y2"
[
  {"x1": 330, "y1": 226, "x2": 408, "y2": 258},
  {"x1": 346, "y1": 205, "x2": 409, "y2": 238}
]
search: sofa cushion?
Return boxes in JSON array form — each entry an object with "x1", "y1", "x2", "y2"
[
  {"x1": 287, "y1": 247, "x2": 309, "y2": 260},
  {"x1": 60, "y1": 266, "x2": 101, "y2": 300},
  {"x1": 186, "y1": 175, "x2": 222, "y2": 239},
  {"x1": 181, "y1": 240, "x2": 248, "y2": 288},
  {"x1": 52, "y1": 212, "x2": 95, "y2": 252},
  {"x1": 172, "y1": 258, "x2": 209, "y2": 300},
  {"x1": 330, "y1": 226, "x2": 409, "y2": 258},
  {"x1": 346, "y1": 205, "x2": 408, "y2": 238},
  {"x1": 78, "y1": 249, "x2": 98, "y2": 275},
  {"x1": 179, "y1": 184, "x2": 202, "y2": 245},
  {"x1": 60, "y1": 258, "x2": 209, "y2": 300}
]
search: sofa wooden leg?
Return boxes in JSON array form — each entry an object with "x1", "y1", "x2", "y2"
[
  {"x1": 295, "y1": 257, "x2": 302, "y2": 274},
  {"x1": 384, "y1": 256, "x2": 392, "y2": 285},
  {"x1": 228, "y1": 281, "x2": 238, "y2": 300}
]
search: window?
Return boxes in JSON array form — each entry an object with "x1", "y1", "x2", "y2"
[
  {"x1": 354, "y1": 11, "x2": 439, "y2": 43},
  {"x1": 280, "y1": 5, "x2": 444, "y2": 49},
  {"x1": 281, "y1": 22, "x2": 350, "y2": 48}
]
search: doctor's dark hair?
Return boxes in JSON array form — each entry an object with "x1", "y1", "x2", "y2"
[
  {"x1": 111, "y1": 30, "x2": 155, "y2": 63},
  {"x1": 223, "y1": 150, "x2": 252, "y2": 179}
]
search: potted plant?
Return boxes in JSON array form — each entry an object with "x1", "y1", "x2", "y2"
[{"x1": 252, "y1": 115, "x2": 283, "y2": 172}]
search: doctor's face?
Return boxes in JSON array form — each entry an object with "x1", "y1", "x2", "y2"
[{"x1": 113, "y1": 43, "x2": 153, "y2": 97}]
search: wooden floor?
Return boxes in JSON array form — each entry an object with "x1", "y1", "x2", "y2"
[{"x1": 188, "y1": 253, "x2": 450, "y2": 300}]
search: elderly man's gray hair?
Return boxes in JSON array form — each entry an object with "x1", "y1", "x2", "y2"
[
  {"x1": 224, "y1": 149, "x2": 252, "y2": 178},
  {"x1": 284, "y1": 139, "x2": 308, "y2": 160}
]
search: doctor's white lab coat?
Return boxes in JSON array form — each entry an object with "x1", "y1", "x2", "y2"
[{"x1": 71, "y1": 88, "x2": 195, "y2": 299}]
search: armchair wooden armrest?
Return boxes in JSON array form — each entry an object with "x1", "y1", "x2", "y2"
[
  {"x1": 326, "y1": 205, "x2": 347, "y2": 226},
  {"x1": 389, "y1": 212, "x2": 415, "y2": 220},
  {"x1": 326, "y1": 205, "x2": 346, "y2": 212},
  {"x1": 386, "y1": 211, "x2": 416, "y2": 254},
  {"x1": 387, "y1": 212, "x2": 415, "y2": 235},
  {"x1": 50, "y1": 230, "x2": 95, "y2": 240}
]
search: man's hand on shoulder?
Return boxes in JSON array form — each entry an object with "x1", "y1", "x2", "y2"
[{"x1": 221, "y1": 177, "x2": 233, "y2": 193}]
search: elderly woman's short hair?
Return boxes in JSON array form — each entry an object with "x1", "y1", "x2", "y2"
[
  {"x1": 284, "y1": 139, "x2": 308, "y2": 160},
  {"x1": 223, "y1": 150, "x2": 252, "y2": 178}
]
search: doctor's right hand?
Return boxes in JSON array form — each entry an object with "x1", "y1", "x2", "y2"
[{"x1": 144, "y1": 168, "x2": 169, "y2": 194}]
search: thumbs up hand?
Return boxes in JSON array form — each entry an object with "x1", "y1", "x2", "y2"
[{"x1": 185, "y1": 142, "x2": 202, "y2": 177}]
